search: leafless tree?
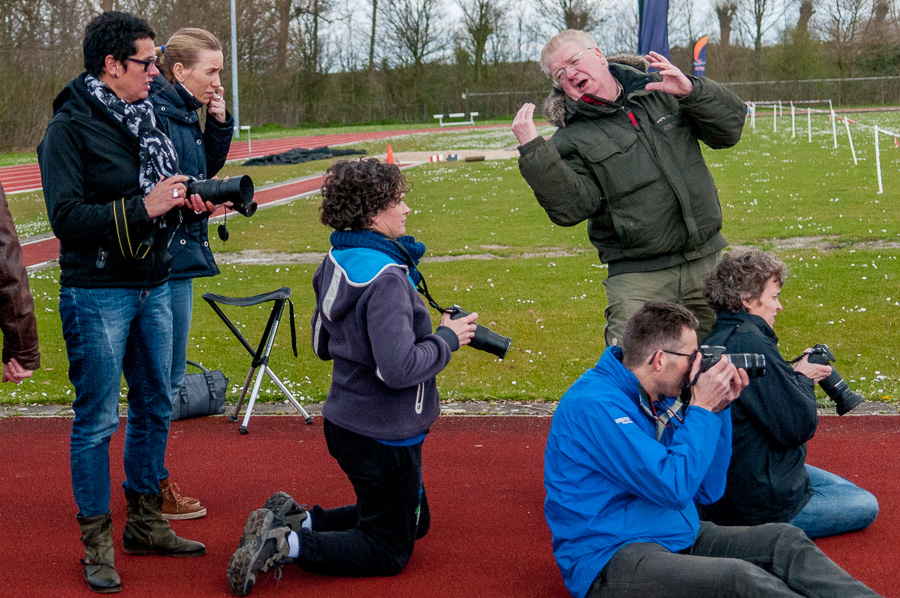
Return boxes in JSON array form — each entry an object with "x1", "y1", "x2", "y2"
[
  {"x1": 296, "y1": 0, "x2": 332, "y2": 73},
  {"x1": 822, "y1": 0, "x2": 870, "y2": 76},
  {"x1": 382, "y1": 0, "x2": 446, "y2": 69},
  {"x1": 741, "y1": 0, "x2": 796, "y2": 52},
  {"x1": 457, "y1": 0, "x2": 507, "y2": 81},
  {"x1": 670, "y1": 0, "x2": 708, "y2": 47},
  {"x1": 797, "y1": 0, "x2": 816, "y2": 36},
  {"x1": 368, "y1": 0, "x2": 378, "y2": 70},
  {"x1": 535, "y1": 0, "x2": 605, "y2": 33},
  {"x1": 716, "y1": 1, "x2": 739, "y2": 45}
]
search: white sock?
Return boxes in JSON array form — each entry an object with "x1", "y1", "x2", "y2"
[
  {"x1": 302, "y1": 512, "x2": 313, "y2": 531},
  {"x1": 287, "y1": 531, "x2": 301, "y2": 558}
]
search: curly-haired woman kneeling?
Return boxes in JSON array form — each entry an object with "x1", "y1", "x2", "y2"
[{"x1": 226, "y1": 158, "x2": 478, "y2": 596}]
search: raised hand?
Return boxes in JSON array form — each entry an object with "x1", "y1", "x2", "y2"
[
  {"x1": 512, "y1": 103, "x2": 540, "y2": 146},
  {"x1": 644, "y1": 51, "x2": 693, "y2": 98}
]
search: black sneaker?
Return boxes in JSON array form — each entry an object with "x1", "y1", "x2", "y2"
[{"x1": 227, "y1": 509, "x2": 292, "y2": 597}]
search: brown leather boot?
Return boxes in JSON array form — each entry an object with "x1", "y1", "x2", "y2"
[
  {"x1": 122, "y1": 492, "x2": 206, "y2": 557},
  {"x1": 77, "y1": 513, "x2": 122, "y2": 594},
  {"x1": 160, "y1": 477, "x2": 207, "y2": 520}
]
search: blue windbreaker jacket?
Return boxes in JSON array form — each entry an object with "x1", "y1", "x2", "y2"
[{"x1": 544, "y1": 346, "x2": 733, "y2": 598}]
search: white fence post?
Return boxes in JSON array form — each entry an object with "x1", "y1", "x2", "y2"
[
  {"x1": 807, "y1": 108, "x2": 812, "y2": 142},
  {"x1": 875, "y1": 127, "x2": 884, "y2": 194},
  {"x1": 830, "y1": 109, "x2": 838, "y2": 148},
  {"x1": 842, "y1": 117, "x2": 857, "y2": 165},
  {"x1": 791, "y1": 102, "x2": 796, "y2": 138}
]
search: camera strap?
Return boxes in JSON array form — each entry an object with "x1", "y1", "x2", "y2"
[
  {"x1": 388, "y1": 238, "x2": 449, "y2": 315},
  {"x1": 637, "y1": 389, "x2": 685, "y2": 442}
]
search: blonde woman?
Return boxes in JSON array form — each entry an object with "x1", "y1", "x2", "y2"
[{"x1": 149, "y1": 27, "x2": 233, "y2": 521}]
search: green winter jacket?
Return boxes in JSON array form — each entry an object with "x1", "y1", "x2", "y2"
[{"x1": 518, "y1": 59, "x2": 746, "y2": 276}]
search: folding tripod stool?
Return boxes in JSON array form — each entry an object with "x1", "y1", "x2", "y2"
[{"x1": 202, "y1": 286, "x2": 314, "y2": 433}]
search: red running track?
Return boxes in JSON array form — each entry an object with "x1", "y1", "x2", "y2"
[
  {"x1": 0, "y1": 415, "x2": 895, "y2": 597},
  {"x1": 0, "y1": 125, "x2": 497, "y2": 194}
]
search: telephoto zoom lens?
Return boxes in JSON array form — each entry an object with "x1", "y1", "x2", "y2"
[
  {"x1": 186, "y1": 175, "x2": 257, "y2": 217},
  {"x1": 449, "y1": 306, "x2": 511, "y2": 359}
]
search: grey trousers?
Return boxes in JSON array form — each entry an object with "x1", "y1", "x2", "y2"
[
  {"x1": 587, "y1": 522, "x2": 881, "y2": 598},
  {"x1": 602, "y1": 252, "x2": 720, "y2": 347}
]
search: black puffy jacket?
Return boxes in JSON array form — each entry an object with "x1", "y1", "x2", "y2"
[{"x1": 150, "y1": 75, "x2": 233, "y2": 280}]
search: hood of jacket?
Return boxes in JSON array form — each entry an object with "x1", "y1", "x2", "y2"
[
  {"x1": 317, "y1": 247, "x2": 411, "y2": 324},
  {"x1": 542, "y1": 53, "x2": 651, "y2": 128}
]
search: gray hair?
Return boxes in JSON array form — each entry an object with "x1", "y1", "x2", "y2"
[
  {"x1": 539, "y1": 29, "x2": 598, "y2": 78},
  {"x1": 704, "y1": 250, "x2": 788, "y2": 313}
]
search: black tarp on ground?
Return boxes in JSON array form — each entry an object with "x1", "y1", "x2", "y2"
[{"x1": 243, "y1": 146, "x2": 365, "y2": 167}]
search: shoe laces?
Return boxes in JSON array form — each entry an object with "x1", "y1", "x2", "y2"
[{"x1": 165, "y1": 482, "x2": 191, "y2": 506}]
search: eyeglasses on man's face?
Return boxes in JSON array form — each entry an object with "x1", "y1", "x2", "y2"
[
  {"x1": 647, "y1": 348, "x2": 700, "y2": 365},
  {"x1": 552, "y1": 48, "x2": 594, "y2": 83},
  {"x1": 125, "y1": 56, "x2": 157, "y2": 72}
]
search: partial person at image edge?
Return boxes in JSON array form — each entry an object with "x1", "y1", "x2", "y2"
[{"x1": 0, "y1": 182, "x2": 40, "y2": 384}]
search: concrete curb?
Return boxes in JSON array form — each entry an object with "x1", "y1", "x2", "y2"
[{"x1": 2, "y1": 399, "x2": 897, "y2": 419}]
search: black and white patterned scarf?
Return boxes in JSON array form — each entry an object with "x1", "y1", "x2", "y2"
[{"x1": 85, "y1": 74, "x2": 179, "y2": 196}]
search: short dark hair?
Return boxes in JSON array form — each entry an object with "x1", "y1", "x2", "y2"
[
  {"x1": 83, "y1": 11, "x2": 155, "y2": 77},
  {"x1": 622, "y1": 302, "x2": 699, "y2": 369},
  {"x1": 319, "y1": 158, "x2": 411, "y2": 231},
  {"x1": 704, "y1": 249, "x2": 787, "y2": 313}
]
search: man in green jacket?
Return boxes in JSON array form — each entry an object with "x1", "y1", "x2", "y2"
[{"x1": 513, "y1": 29, "x2": 746, "y2": 346}]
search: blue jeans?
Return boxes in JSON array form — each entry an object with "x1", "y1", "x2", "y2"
[
  {"x1": 60, "y1": 285, "x2": 173, "y2": 517},
  {"x1": 789, "y1": 465, "x2": 878, "y2": 539},
  {"x1": 160, "y1": 278, "x2": 194, "y2": 481}
]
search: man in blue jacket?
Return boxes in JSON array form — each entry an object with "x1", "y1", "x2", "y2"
[{"x1": 544, "y1": 302, "x2": 881, "y2": 598}]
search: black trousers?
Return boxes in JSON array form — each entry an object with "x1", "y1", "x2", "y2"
[
  {"x1": 588, "y1": 521, "x2": 881, "y2": 598},
  {"x1": 295, "y1": 419, "x2": 430, "y2": 576}
]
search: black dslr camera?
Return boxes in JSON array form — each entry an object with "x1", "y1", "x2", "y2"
[
  {"x1": 699, "y1": 345, "x2": 766, "y2": 378},
  {"x1": 804, "y1": 343, "x2": 864, "y2": 415},
  {"x1": 448, "y1": 305, "x2": 511, "y2": 359},
  {"x1": 186, "y1": 174, "x2": 257, "y2": 217}
]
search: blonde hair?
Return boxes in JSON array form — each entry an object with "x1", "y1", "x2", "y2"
[
  {"x1": 155, "y1": 28, "x2": 222, "y2": 82},
  {"x1": 540, "y1": 29, "x2": 598, "y2": 78}
]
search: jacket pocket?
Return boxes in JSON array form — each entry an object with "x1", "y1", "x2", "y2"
[{"x1": 582, "y1": 130, "x2": 668, "y2": 250}]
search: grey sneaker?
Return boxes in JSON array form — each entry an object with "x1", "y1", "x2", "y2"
[
  {"x1": 227, "y1": 509, "x2": 292, "y2": 597},
  {"x1": 262, "y1": 491, "x2": 309, "y2": 530}
]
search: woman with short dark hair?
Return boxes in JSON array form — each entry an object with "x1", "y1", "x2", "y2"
[
  {"x1": 698, "y1": 249, "x2": 878, "y2": 538},
  {"x1": 38, "y1": 11, "x2": 206, "y2": 594},
  {"x1": 226, "y1": 158, "x2": 477, "y2": 597}
]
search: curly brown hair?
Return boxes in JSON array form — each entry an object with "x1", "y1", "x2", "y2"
[
  {"x1": 704, "y1": 249, "x2": 787, "y2": 313},
  {"x1": 319, "y1": 158, "x2": 411, "y2": 230}
]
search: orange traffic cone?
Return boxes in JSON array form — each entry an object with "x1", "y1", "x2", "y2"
[{"x1": 386, "y1": 144, "x2": 395, "y2": 164}]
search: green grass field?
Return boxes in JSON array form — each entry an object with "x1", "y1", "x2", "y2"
[{"x1": 5, "y1": 112, "x2": 900, "y2": 407}]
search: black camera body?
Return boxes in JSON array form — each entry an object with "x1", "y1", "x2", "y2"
[
  {"x1": 805, "y1": 343, "x2": 864, "y2": 415},
  {"x1": 448, "y1": 305, "x2": 511, "y2": 359},
  {"x1": 699, "y1": 345, "x2": 766, "y2": 378},
  {"x1": 186, "y1": 174, "x2": 257, "y2": 217}
]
